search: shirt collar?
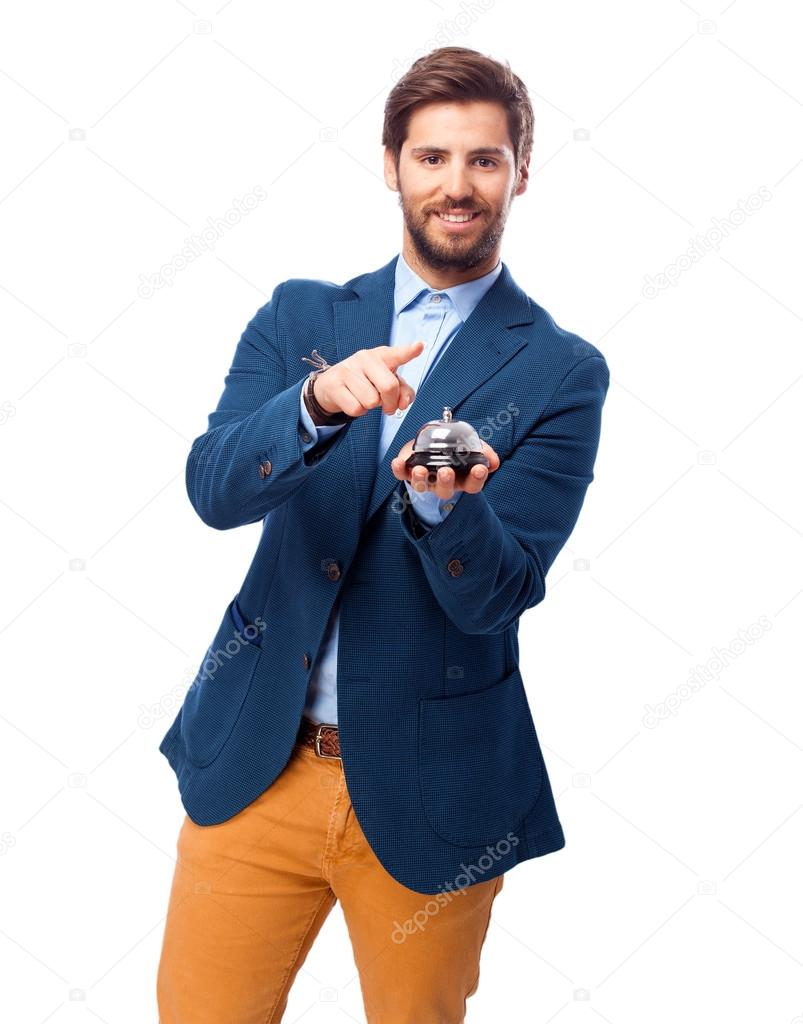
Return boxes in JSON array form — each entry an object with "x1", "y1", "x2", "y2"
[{"x1": 393, "y1": 249, "x2": 503, "y2": 323}]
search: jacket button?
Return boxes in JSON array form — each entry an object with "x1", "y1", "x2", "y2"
[
  {"x1": 303, "y1": 653, "x2": 311, "y2": 669},
  {"x1": 447, "y1": 558, "x2": 464, "y2": 577},
  {"x1": 326, "y1": 562, "x2": 341, "y2": 581},
  {"x1": 258, "y1": 460, "x2": 272, "y2": 479}
]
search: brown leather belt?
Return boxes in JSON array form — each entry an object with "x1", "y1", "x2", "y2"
[{"x1": 295, "y1": 716, "x2": 341, "y2": 759}]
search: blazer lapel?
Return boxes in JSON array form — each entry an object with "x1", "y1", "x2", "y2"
[
  {"x1": 332, "y1": 256, "x2": 397, "y2": 520},
  {"x1": 332, "y1": 254, "x2": 535, "y2": 525}
]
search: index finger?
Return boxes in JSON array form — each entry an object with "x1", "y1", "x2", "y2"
[{"x1": 381, "y1": 340, "x2": 425, "y2": 371}]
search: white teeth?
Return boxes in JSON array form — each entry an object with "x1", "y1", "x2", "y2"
[{"x1": 437, "y1": 212, "x2": 476, "y2": 222}]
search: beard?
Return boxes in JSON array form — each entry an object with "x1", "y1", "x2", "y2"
[{"x1": 397, "y1": 187, "x2": 512, "y2": 272}]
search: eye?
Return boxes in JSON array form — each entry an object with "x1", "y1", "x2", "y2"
[{"x1": 420, "y1": 156, "x2": 498, "y2": 168}]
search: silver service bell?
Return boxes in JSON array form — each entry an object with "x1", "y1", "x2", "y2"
[{"x1": 405, "y1": 406, "x2": 490, "y2": 484}]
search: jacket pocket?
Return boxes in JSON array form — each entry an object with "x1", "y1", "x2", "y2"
[
  {"x1": 230, "y1": 594, "x2": 265, "y2": 647},
  {"x1": 180, "y1": 597, "x2": 262, "y2": 768},
  {"x1": 417, "y1": 667, "x2": 543, "y2": 847}
]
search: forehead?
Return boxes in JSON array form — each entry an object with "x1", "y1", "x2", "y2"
[{"x1": 404, "y1": 100, "x2": 513, "y2": 151}]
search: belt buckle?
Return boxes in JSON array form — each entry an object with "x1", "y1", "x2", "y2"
[{"x1": 314, "y1": 723, "x2": 340, "y2": 759}]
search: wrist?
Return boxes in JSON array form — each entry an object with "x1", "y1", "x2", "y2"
[
  {"x1": 302, "y1": 377, "x2": 330, "y2": 427},
  {"x1": 304, "y1": 371, "x2": 355, "y2": 427}
]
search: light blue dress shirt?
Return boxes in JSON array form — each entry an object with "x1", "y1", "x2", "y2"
[{"x1": 297, "y1": 250, "x2": 502, "y2": 724}]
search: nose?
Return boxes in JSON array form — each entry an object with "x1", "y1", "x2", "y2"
[{"x1": 442, "y1": 164, "x2": 473, "y2": 205}]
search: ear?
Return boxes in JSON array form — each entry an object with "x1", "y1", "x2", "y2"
[
  {"x1": 513, "y1": 156, "x2": 530, "y2": 198},
  {"x1": 383, "y1": 147, "x2": 400, "y2": 192}
]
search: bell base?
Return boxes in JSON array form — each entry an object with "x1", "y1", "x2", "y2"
[{"x1": 405, "y1": 451, "x2": 490, "y2": 484}]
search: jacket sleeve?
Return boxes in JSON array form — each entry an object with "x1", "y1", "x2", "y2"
[
  {"x1": 186, "y1": 281, "x2": 350, "y2": 530},
  {"x1": 396, "y1": 354, "x2": 610, "y2": 634}
]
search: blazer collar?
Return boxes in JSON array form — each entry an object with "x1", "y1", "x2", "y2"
[{"x1": 393, "y1": 249, "x2": 503, "y2": 322}]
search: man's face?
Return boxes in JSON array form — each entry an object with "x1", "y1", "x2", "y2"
[{"x1": 384, "y1": 100, "x2": 528, "y2": 274}]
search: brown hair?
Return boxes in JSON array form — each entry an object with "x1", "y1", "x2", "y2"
[{"x1": 382, "y1": 47, "x2": 534, "y2": 176}]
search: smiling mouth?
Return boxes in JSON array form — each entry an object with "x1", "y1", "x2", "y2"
[{"x1": 433, "y1": 211, "x2": 482, "y2": 223}]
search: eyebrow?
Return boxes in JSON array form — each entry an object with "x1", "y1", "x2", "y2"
[{"x1": 409, "y1": 146, "x2": 508, "y2": 158}]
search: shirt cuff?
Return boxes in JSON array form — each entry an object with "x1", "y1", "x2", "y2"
[{"x1": 403, "y1": 481, "x2": 464, "y2": 528}]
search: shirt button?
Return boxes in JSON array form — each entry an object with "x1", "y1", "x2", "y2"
[
  {"x1": 447, "y1": 558, "x2": 464, "y2": 577},
  {"x1": 430, "y1": 293, "x2": 442, "y2": 303},
  {"x1": 301, "y1": 431, "x2": 312, "y2": 443},
  {"x1": 443, "y1": 502, "x2": 454, "y2": 512}
]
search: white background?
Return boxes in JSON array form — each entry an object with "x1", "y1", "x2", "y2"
[{"x1": 1, "y1": 1, "x2": 802, "y2": 1021}]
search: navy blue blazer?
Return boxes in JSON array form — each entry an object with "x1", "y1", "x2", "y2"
[{"x1": 158, "y1": 253, "x2": 610, "y2": 895}]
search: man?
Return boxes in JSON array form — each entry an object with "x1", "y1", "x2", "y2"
[{"x1": 157, "y1": 46, "x2": 609, "y2": 1023}]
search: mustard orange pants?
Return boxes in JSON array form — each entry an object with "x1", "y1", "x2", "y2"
[{"x1": 156, "y1": 735, "x2": 504, "y2": 1023}]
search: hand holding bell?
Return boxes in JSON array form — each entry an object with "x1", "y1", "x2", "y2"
[{"x1": 391, "y1": 406, "x2": 500, "y2": 501}]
